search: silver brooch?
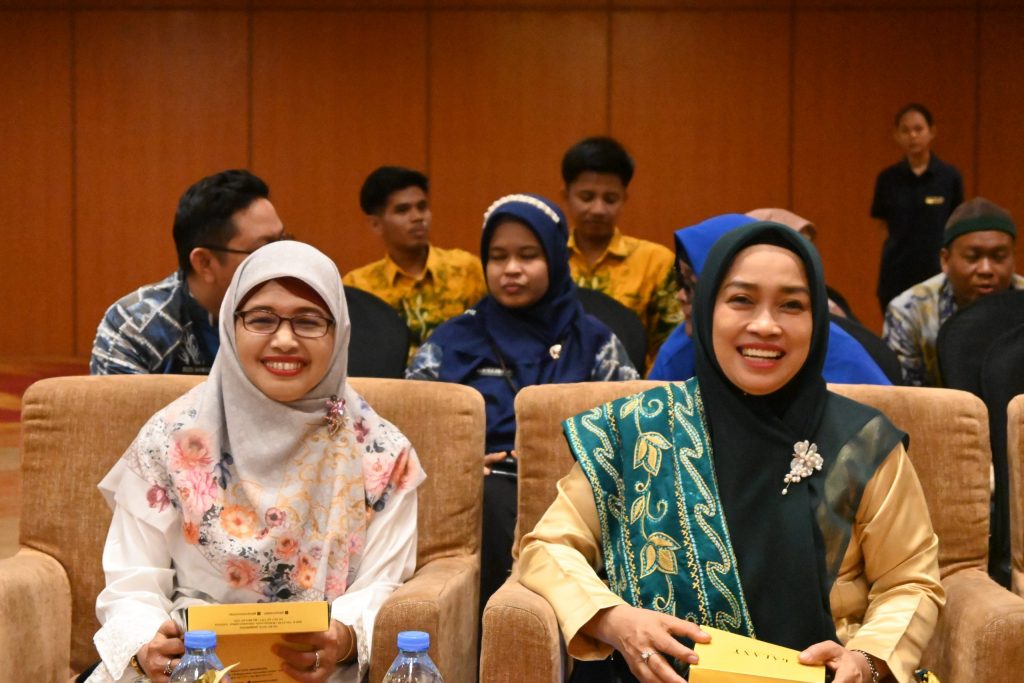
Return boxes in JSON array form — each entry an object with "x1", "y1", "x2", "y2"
[
  {"x1": 781, "y1": 440, "x2": 823, "y2": 495},
  {"x1": 549, "y1": 344, "x2": 562, "y2": 359}
]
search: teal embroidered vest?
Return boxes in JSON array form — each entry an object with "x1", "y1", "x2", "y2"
[{"x1": 563, "y1": 378, "x2": 755, "y2": 636}]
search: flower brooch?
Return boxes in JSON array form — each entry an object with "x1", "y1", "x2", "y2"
[
  {"x1": 781, "y1": 440, "x2": 823, "y2": 495},
  {"x1": 325, "y1": 394, "x2": 346, "y2": 435}
]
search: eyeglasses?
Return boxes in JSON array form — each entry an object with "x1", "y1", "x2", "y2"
[
  {"x1": 199, "y1": 231, "x2": 295, "y2": 256},
  {"x1": 234, "y1": 310, "x2": 335, "y2": 338}
]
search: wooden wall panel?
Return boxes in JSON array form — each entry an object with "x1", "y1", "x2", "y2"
[
  {"x1": 615, "y1": 1, "x2": 789, "y2": 8},
  {"x1": 253, "y1": 0, "x2": 427, "y2": 7},
  {"x1": 74, "y1": 10, "x2": 249, "y2": 355},
  {"x1": 74, "y1": 0, "x2": 246, "y2": 7},
  {"x1": 0, "y1": 12, "x2": 74, "y2": 356},
  {"x1": 433, "y1": 0, "x2": 604, "y2": 7},
  {"x1": 429, "y1": 10, "x2": 608, "y2": 250},
  {"x1": 251, "y1": 10, "x2": 428, "y2": 275},
  {"x1": 792, "y1": 9, "x2": 977, "y2": 330},
  {"x1": 796, "y1": 0, "x2": 974, "y2": 7},
  {"x1": 611, "y1": 10, "x2": 791, "y2": 245},
  {"x1": 10, "y1": 2, "x2": 1024, "y2": 358},
  {"x1": 978, "y1": 9, "x2": 1024, "y2": 269}
]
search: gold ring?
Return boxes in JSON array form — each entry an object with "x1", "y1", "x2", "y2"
[
  {"x1": 313, "y1": 649, "x2": 321, "y2": 671},
  {"x1": 163, "y1": 658, "x2": 175, "y2": 675}
]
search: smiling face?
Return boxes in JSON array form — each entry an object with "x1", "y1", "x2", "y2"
[
  {"x1": 485, "y1": 219, "x2": 549, "y2": 309},
  {"x1": 711, "y1": 244, "x2": 813, "y2": 395},
  {"x1": 234, "y1": 278, "x2": 336, "y2": 403}
]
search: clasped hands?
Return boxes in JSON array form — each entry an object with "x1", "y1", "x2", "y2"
[
  {"x1": 138, "y1": 619, "x2": 354, "y2": 682},
  {"x1": 584, "y1": 605, "x2": 885, "y2": 683}
]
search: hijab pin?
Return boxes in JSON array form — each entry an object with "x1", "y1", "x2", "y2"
[
  {"x1": 549, "y1": 344, "x2": 562, "y2": 360},
  {"x1": 325, "y1": 394, "x2": 346, "y2": 436},
  {"x1": 781, "y1": 440, "x2": 823, "y2": 495}
]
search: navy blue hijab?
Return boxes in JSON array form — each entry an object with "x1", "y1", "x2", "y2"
[{"x1": 432, "y1": 194, "x2": 612, "y2": 453}]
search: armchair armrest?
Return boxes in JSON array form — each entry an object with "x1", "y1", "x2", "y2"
[
  {"x1": 481, "y1": 574, "x2": 563, "y2": 683},
  {"x1": 0, "y1": 547, "x2": 73, "y2": 681},
  {"x1": 925, "y1": 568, "x2": 1024, "y2": 683},
  {"x1": 371, "y1": 555, "x2": 479, "y2": 683}
]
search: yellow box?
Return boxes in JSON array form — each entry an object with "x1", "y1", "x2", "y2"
[
  {"x1": 186, "y1": 601, "x2": 330, "y2": 683},
  {"x1": 689, "y1": 626, "x2": 825, "y2": 683}
]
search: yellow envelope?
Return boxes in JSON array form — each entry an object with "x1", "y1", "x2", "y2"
[
  {"x1": 689, "y1": 626, "x2": 825, "y2": 683},
  {"x1": 186, "y1": 601, "x2": 329, "y2": 683}
]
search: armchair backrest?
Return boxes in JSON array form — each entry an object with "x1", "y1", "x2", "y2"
[
  {"x1": 830, "y1": 384, "x2": 991, "y2": 577},
  {"x1": 19, "y1": 375, "x2": 483, "y2": 673},
  {"x1": 1009, "y1": 395, "x2": 1024, "y2": 596},
  {"x1": 513, "y1": 380, "x2": 660, "y2": 550},
  {"x1": 513, "y1": 382, "x2": 991, "y2": 580}
]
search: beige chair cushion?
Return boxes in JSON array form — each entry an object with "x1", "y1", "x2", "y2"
[
  {"x1": 21, "y1": 375, "x2": 204, "y2": 671},
  {"x1": 1009, "y1": 395, "x2": 1024, "y2": 597},
  {"x1": 18, "y1": 375, "x2": 483, "y2": 677},
  {"x1": 830, "y1": 384, "x2": 991, "y2": 576}
]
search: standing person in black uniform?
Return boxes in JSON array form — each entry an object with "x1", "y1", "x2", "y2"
[{"x1": 871, "y1": 103, "x2": 963, "y2": 313}]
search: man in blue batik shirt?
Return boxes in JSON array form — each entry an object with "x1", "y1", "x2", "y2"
[{"x1": 90, "y1": 170, "x2": 288, "y2": 375}]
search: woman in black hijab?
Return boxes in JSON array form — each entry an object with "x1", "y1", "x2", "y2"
[{"x1": 519, "y1": 223, "x2": 944, "y2": 683}]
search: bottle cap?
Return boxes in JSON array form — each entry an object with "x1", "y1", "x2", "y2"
[
  {"x1": 396, "y1": 630, "x2": 429, "y2": 651},
  {"x1": 184, "y1": 630, "x2": 217, "y2": 649}
]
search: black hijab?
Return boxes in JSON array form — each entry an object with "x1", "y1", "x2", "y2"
[{"x1": 692, "y1": 222, "x2": 901, "y2": 649}]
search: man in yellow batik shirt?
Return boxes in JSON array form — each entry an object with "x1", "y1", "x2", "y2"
[
  {"x1": 343, "y1": 166, "x2": 486, "y2": 359},
  {"x1": 561, "y1": 137, "x2": 682, "y2": 371}
]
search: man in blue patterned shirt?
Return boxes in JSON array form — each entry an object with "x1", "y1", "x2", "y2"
[
  {"x1": 90, "y1": 170, "x2": 288, "y2": 375},
  {"x1": 883, "y1": 197, "x2": 1022, "y2": 386}
]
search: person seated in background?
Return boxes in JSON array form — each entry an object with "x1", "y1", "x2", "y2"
[
  {"x1": 561, "y1": 136, "x2": 682, "y2": 369},
  {"x1": 83, "y1": 241, "x2": 424, "y2": 683},
  {"x1": 884, "y1": 196, "x2": 1023, "y2": 387},
  {"x1": 91, "y1": 170, "x2": 288, "y2": 375},
  {"x1": 406, "y1": 193, "x2": 638, "y2": 616},
  {"x1": 871, "y1": 103, "x2": 964, "y2": 314},
  {"x1": 648, "y1": 214, "x2": 892, "y2": 386},
  {"x1": 519, "y1": 222, "x2": 943, "y2": 683},
  {"x1": 343, "y1": 166, "x2": 486, "y2": 359},
  {"x1": 746, "y1": 207, "x2": 856, "y2": 319}
]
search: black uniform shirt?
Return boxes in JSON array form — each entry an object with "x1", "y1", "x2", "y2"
[{"x1": 871, "y1": 154, "x2": 963, "y2": 309}]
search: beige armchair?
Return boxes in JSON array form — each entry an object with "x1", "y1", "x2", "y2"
[
  {"x1": 481, "y1": 381, "x2": 1024, "y2": 683},
  {"x1": 0, "y1": 375, "x2": 483, "y2": 683},
  {"x1": 1009, "y1": 395, "x2": 1024, "y2": 597}
]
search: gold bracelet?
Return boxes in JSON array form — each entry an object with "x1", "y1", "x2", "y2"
[
  {"x1": 129, "y1": 653, "x2": 146, "y2": 676},
  {"x1": 336, "y1": 624, "x2": 357, "y2": 665}
]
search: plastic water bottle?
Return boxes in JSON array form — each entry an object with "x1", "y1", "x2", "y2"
[
  {"x1": 169, "y1": 630, "x2": 231, "y2": 682},
  {"x1": 382, "y1": 631, "x2": 443, "y2": 682}
]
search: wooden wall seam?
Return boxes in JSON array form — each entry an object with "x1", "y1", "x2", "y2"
[
  {"x1": 972, "y1": 0, "x2": 981, "y2": 196},
  {"x1": 426, "y1": 7, "x2": 434, "y2": 173},
  {"x1": 604, "y1": 5, "x2": 612, "y2": 134},
  {"x1": 70, "y1": 9, "x2": 80, "y2": 357},
  {"x1": 786, "y1": 0, "x2": 796, "y2": 210},
  {"x1": 246, "y1": 7, "x2": 254, "y2": 169}
]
